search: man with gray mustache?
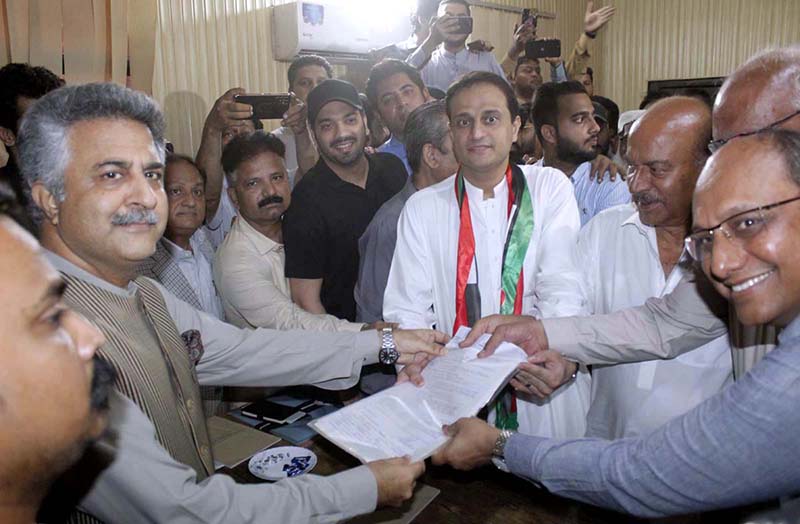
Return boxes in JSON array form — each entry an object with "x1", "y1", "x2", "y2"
[
  {"x1": 215, "y1": 131, "x2": 369, "y2": 332},
  {"x1": 21, "y1": 82, "x2": 444, "y2": 523}
]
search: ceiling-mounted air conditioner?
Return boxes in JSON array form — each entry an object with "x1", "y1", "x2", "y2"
[{"x1": 272, "y1": 1, "x2": 412, "y2": 62}]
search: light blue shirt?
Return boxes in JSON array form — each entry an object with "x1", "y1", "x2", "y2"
[
  {"x1": 505, "y1": 314, "x2": 800, "y2": 517},
  {"x1": 535, "y1": 159, "x2": 631, "y2": 227},
  {"x1": 377, "y1": 135, "x2": 411, "y2": 175},
  {"x1": 406, "y1": 44, "x2": 508, "y2": 92}
]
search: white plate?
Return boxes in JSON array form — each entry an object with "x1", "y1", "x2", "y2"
[{"x1": 248, "y1": 446, "x2": 317, "y2": 481}]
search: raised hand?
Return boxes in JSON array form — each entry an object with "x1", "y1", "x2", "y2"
[{"x1": 584, "y1": 1, "x2": 616, "y2": 34}]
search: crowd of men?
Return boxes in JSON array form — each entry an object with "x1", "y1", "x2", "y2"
[{"x1": 0, "y1": 0, "x2": 799, "y2": 522}]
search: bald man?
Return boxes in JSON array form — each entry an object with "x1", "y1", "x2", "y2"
[
  {"x1": 433, "y1": 128, "x2": 800, "y2": 518},
  {"x1": 462, "y1": 45, "x2": 800, "y2": 380},
  {"x1": 573, "y1": 97, "x2": 733, "y2": 439}
]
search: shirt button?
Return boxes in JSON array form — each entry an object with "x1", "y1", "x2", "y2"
[
  {"x1": 186, "y1": 399, "x2": 195, "y2": 411},
  {"x1": 200, "y1": 445, "x2": 211, "y2": 457}
]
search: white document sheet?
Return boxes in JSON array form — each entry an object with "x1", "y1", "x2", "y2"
[{"x1": 310, "y1": 327, "x2": 527, "y2": 463}]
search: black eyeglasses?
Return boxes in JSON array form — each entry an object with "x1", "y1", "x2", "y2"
[
  {"x1": 685, "y1": 195, "x2": 800, "y2": 262},
  {"x1": 708, "y1": 108, "x2": 800, "y2": 153}
]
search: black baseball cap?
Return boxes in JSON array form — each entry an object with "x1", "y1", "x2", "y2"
[
  {"x1": 592, "y1": 101, "x2": 609, "y2": 125},
  {"x1": 307, "y1": 79, "x2": 364, "y2": 125}
]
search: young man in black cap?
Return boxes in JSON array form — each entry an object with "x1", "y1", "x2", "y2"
[{"x1": 282, "y1": 79, "x2": 407, "y2": 321}]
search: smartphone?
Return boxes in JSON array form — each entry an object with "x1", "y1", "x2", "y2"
[
  {"x1": 525, "y1": 39, "x2": 561, "y2": 59},
  {"x1": 234, "y1": 94, "x2": 291, "y2": 120},
  {"x1": 241, "y1": 399, "x2": 306, "y2": 424},
  {"x1": 451, "y1": 15, "x2": 473, "y2": 35}
]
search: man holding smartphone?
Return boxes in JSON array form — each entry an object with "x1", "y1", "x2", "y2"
[{"x1": 406, "y1": 0, "x2": 507, "y2": 92}]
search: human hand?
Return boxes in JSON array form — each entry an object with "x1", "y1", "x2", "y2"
[
  {"x1": 427, "y1": 15, "x2": 459, "y2": 47},
  {"x1": 510, "y1": 351, "x2": 578, "y2": 398},
  {"x1": 467, "y1": 39, "x2": 494, "y2": 53},
  {"x1": 280, "y1": 93, "x2": 309, "y2": 135},
  {"x1": 0, "y1": 141, "x2": 8, "y2": 168},
  {"x1": 522, "y1": 154, "x2": 540, "y2": 165},
  {"x1": 589, "y1": 154, "x2": 626, "y2": 182},
  {"x1": 459, "y1": 314, "x2": 548, "y2": 358},
  {"x1": 584, "y1": 1, "x2": 616, "y2": 34},
  {"x1": 509, "y1": 22, "x2": 536, "y2": 59},
  {"x1": 368, "y1": 457, "x2": 425, "y2": 507},
  {"x1": 393, "y1": 329, "x2": 449, "y2": 364},
  {"x1": 204, "y1": 87, "x2": 252, "y2": 133},
  {"x1": 431, "y1": 417, "x2": 499, "y2": 470},
  {"x1": 396, "y1": 353, "x2": 431, "y2": 387}
]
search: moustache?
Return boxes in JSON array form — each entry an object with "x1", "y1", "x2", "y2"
[
  {"x1": 258, "y1": 195, "x2": 284, "y2": 208},
  {"x1": 111, "y1": 208, "x2": 160, "y2": 226},
  {"x1": 632, "y1": 192, "x2": 664, "y2": 207},
  {"x1": 90, "y1": 356, "x2": 116, "y2": 412}
]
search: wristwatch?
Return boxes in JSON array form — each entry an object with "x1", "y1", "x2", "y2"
[
  {"x1": 491, "y1": 429, "x2": 515, "y2": 473},
  {"x1": 378, "y1": 327, "x2": 399, "y2": 365}
]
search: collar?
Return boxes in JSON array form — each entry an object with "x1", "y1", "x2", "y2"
[
  {"x1": 234, "y1": 215, "x2": 282, "y2": 256},
  {"x1": 314, "y1": 155, "x2": 375, "y2": 190},
  {"x1": 463, "y1": 173, "x2": 508, "y2": 203},
  {"x1": 162, "y1": 237, "x2": 194, "y2": 260},
  {"x1": 621, "y1": 205, "x2": 648, "y2": 232},
  {"x1": 780, "y1": 315, "x2": 800, "y2": 344},
  {"x1": 44, "y1": 250, "x2": 137, "y2": 298},
  {"x1": 439, "y1": 44, "x2": 468, "y2": 59}
]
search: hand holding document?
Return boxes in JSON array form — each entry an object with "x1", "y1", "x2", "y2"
[{"x1": 310, "y1": 327, "x2": 527, "y2": 462}]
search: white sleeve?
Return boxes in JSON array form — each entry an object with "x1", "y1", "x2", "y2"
[
  {"x1": 152, "y1": 281, "x2": 379, "y2": 390},
  {"x1": 78, "y1": 391, "x2": 378, "y2": 524},
  {"x1": 382, "y1": 195, "x2": 436, "y2": 329},
  {"x1": 530, "y1": 169, "x2": 588, "y2": 318}
]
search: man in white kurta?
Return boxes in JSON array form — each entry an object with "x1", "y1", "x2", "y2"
[
  {"x1": 578, "y1": 96, "x2": 733, "y2": 439},
  {"x1": 384, "y1": 71, "x2": 590, "y2": 438}
]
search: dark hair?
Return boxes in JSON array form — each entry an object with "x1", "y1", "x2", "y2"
[
  {"x1": 584, "y1": 67, "x2": 594, "y2": 83},
  {"x1": 366, "y1": 59, "x2": 427, "y2": 108},
  {"x1": 514, "y1": 56, "x2": 540, "y2": 77},
  {"x1": 0, "y1": 179, "x2": 34, "y2": 233},
  {"x1": 530, "y1": 80, "x2": 587, "y2": 142},
  {"x1": 165, "y1": 153, "x2": 207, "y2": 185},
  {"x1": 439, "y1": 0, "x2": 471, "y2": 14},
  {"x1": 287, "y1": 55, "x2": 333, "y2": 90},
  {"x1": 221, "y1": 131, "x2": 286, "y2": 185},
  {"x1": 404, "y1": 100, "x2": 449, "y2": 173},
  {"x1": 591, "y1": 95, "x2": 620, "y2": 133},
  {"x1": 446, "y1": 71, "x2": 519, "y2": 123},
  {"x1": 0, "y1": 63, "x2": 63, "y2": 132}
]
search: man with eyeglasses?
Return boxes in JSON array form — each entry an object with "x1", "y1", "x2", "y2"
[
  {"x1": 456, "y1": 46, "x2": 800, "y2": 382},
  {"x1": 430, "y1": 128, "x2": 800, "y2": 518}
]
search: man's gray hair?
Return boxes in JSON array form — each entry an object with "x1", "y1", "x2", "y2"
[
  {"x1": 405, "y1": 100, "x2": 450, "y2": 174},
  {"x1": 17, "y1": 82, "x2": 166, "y2": 204}
]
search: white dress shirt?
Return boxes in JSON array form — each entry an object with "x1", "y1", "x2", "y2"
[
  {"x1": 577, "y1": 204, "x2": 733, "y2": 439},
  {"x1": 406, "y1": 44, "x2": 508, "y2": 92},
  {"x1": 384, "y1": 165, "x2": 590, "y2": 437},
  {"x1": 163, "y1": 230, "x2": 224, "y2": 319}
]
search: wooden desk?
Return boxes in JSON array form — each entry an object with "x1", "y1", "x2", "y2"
[{"x1": 222, "y1": 436, "x2": 641, "y2": 524}]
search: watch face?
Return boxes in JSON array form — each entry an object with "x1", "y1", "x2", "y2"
[{"x1": 379, "y1": 347, "x2": 399, "y2": 365}]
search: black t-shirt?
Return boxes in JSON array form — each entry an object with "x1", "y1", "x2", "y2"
[{"x1": 283, "y1": 153, "x2": 407, "y2": 321}]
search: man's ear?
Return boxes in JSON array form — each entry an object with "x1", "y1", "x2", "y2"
[
  {"x1": 422, "y1": 143, "x2": 439, "y2": 170},
  {"x1": 227, "y1": 185, "x2": 239, "y2": 211},
  {"x1": 511, "y1": 114, "x2": 522, "y2": 143},
  {"x1": 610, "y1": 134, "x2": 620, "y2": 155},
  {"x1": 0, "y1": 127, "x2": 16, "y2": 147},
  {"x1": 540, "y1": 124, "x2": 558, "y2": 146},
  {"x1": 31, "y1": 183, "x2": 60, "y2": 225},
  {"x1": 423, "y1": 87, "x2": 432, "y2": 102}
]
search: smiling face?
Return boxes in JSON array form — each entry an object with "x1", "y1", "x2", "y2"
[
  {"x1": 228, "y1": 150, "x2": 291, "y2": 229},
  {"x1": 374, "y1": 72, "x2": 428, "y2": 141},
  {"x1": 693, "y1": 137, "x2": 800, "y2": 327},
  {"x1": 449, "y1": 82, "x2": 520, "y2": 177},
  {"x1": 35, "y1": 118, "x2": 167, "y2": 282},
  {"x1": 312, "y1": 101, "x2": 368, "y2": 167},
  {"x1": 165, "y1": 159, "x2": 205, "y2": 241},
  {"x1": 0, "y1": 218, "x2": 108, "y2": 487}
]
